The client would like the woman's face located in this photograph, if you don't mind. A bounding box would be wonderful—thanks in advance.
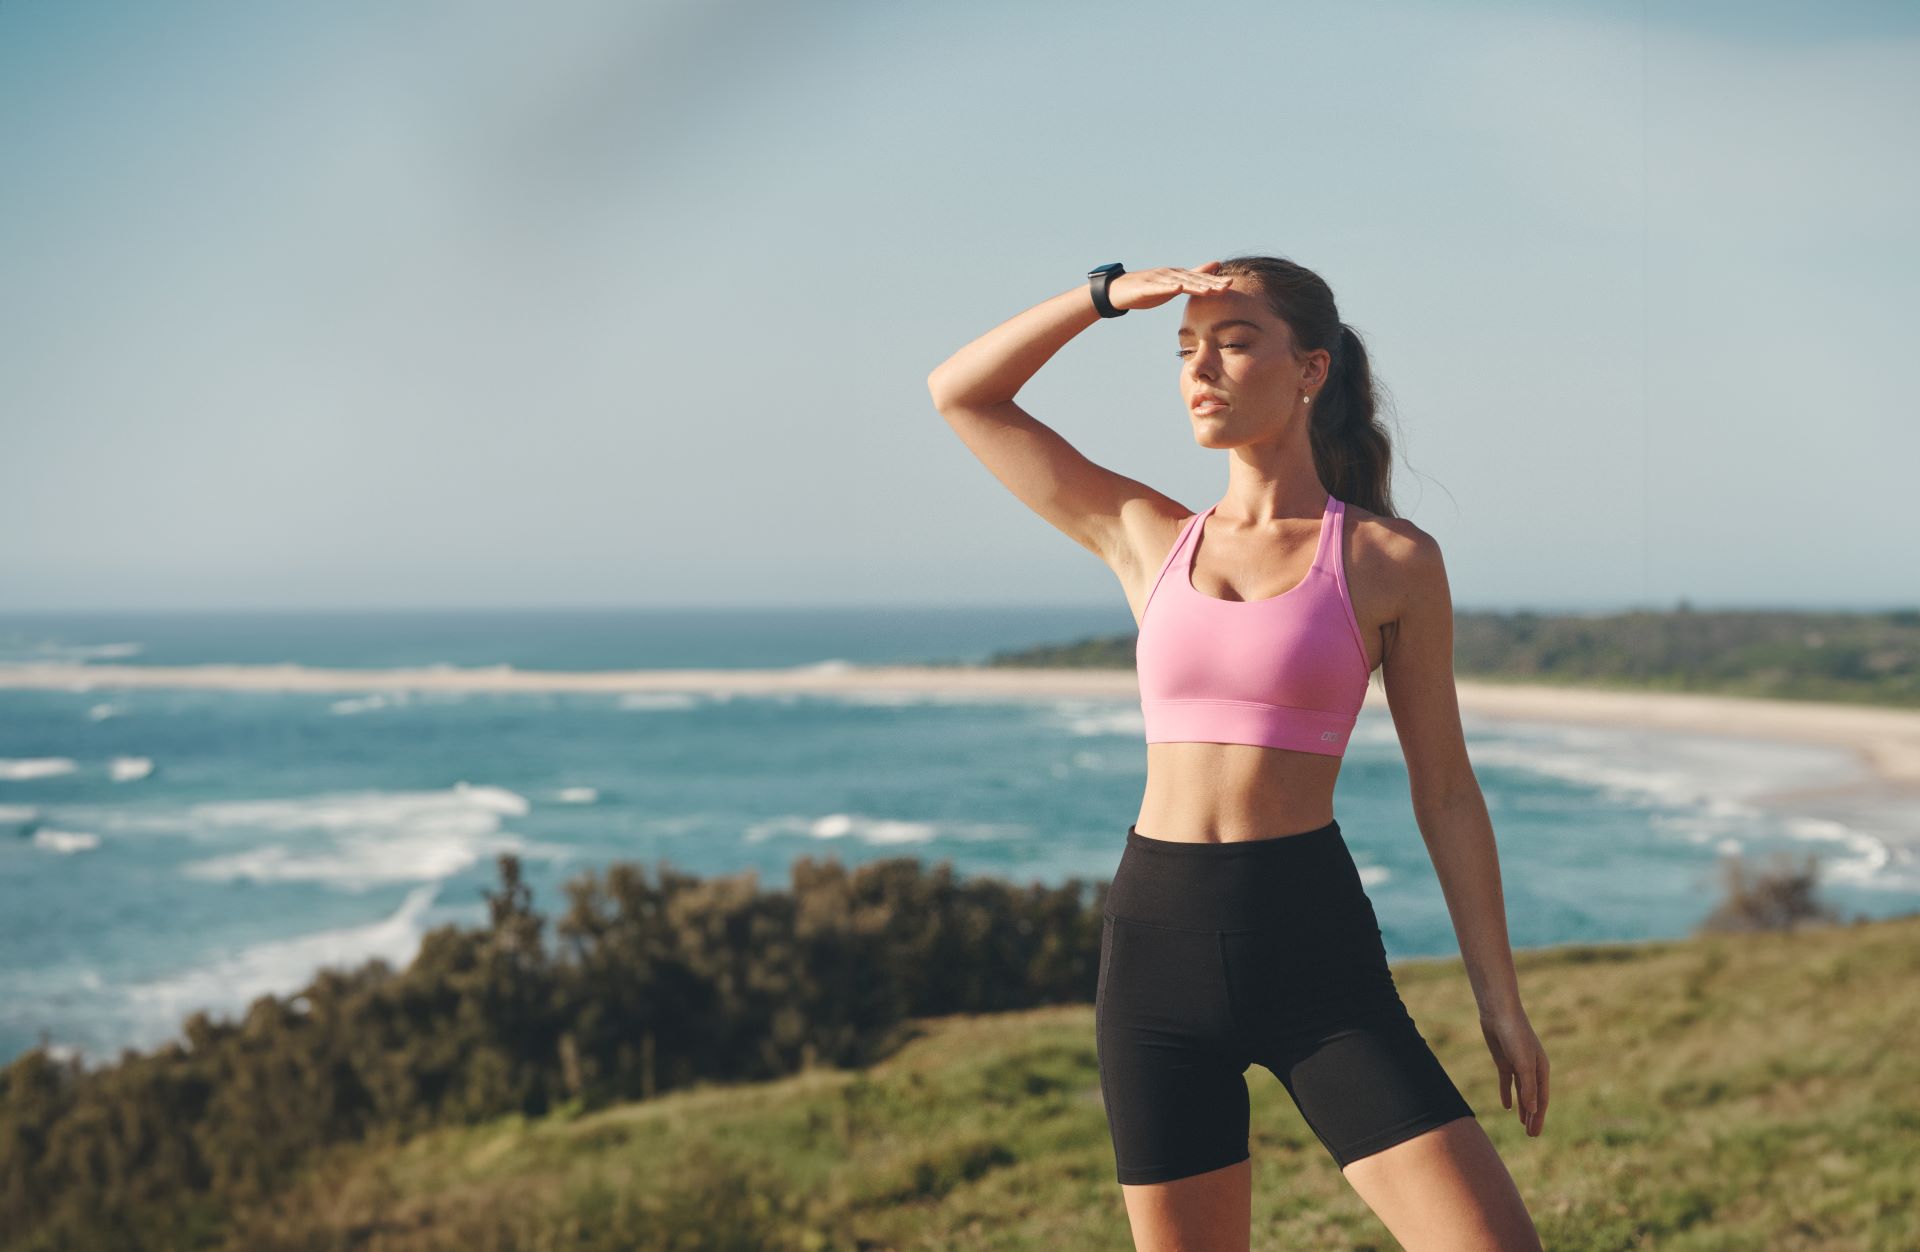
[1175,289,1319,447]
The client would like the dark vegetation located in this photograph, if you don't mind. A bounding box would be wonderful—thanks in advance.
[1699,851,1844,934]
[0,840,1878,1250]
[958,606,1920,708]
[1,853,1102,1250]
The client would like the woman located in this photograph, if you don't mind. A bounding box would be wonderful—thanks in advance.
[926,258,1549,1250]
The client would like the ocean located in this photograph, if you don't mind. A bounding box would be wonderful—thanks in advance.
[1,607,1913,1070]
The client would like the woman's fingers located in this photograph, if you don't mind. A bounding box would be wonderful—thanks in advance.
[1108,266,1232,312]
[1484,1013,1549,1136]
[1524,1045,1549,1134]
[1514,1048,1550,1135]
[1160,268,1232,292]
[1489,1025,1515,1110]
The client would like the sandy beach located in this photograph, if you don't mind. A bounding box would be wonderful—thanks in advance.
[5,660,1917,840]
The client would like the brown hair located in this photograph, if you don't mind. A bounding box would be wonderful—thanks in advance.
[1213,255,1399,519]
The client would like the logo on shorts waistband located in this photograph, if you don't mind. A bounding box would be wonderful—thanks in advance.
[1320,731,1338,741]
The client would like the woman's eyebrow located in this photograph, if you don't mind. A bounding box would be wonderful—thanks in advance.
[1176,319,1263,338]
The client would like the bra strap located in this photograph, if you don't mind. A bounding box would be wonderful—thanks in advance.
[1310,493,1339,571]
[1142,508,1207,619]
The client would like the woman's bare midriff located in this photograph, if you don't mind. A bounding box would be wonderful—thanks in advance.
[1133,743,1344,843]
[1122,503,1385,844]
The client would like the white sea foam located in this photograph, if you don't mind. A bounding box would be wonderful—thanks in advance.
[637,813,720,837]
[32,829,99,853]
[1483,719,1916,890]
[186,780,531,831]
[330,693,411,715]
[831,690,939,707]
[1050,749,1140,778]
[827,689,1019,708]
[16,641,145,664]
[125,882,442,1040]
[617,692,703,711]
[1346,715,1397,744]
[109,756,154,782]
[1050,699,1146,738]
[1651,811,1736,845]
[183,836,520,888]
[0,757,78,781]
[87,703,120,721]
[169,782,567,890]
[747,813,937,845]
[0,804,38,823]
[554,786,599,804]
[1776,814,1898,888]
[1461,720,1860,814]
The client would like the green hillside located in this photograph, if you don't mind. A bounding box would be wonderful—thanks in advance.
[202,913,1920,1251]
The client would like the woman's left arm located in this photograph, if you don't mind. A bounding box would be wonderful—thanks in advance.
[1378,523,1550,1136]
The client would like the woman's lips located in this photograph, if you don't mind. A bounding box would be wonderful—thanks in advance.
[1192,399,1228,414]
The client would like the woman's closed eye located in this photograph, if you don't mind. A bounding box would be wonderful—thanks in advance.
[1174,343,1247,359]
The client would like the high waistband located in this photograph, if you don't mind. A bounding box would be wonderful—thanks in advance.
[1106,819,1369,932]
[1126,819,1341,856]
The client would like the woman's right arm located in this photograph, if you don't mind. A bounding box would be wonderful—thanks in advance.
[925,265,1231,568]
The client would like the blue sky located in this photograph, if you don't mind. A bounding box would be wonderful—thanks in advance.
[2,0,1914,612]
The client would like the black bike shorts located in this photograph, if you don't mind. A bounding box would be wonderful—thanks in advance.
[1095,819,1476,1185]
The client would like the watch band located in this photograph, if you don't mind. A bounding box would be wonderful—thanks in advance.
[1087,262,1127,318]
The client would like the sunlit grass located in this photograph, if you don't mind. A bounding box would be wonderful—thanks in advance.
[216,910,1920,1250]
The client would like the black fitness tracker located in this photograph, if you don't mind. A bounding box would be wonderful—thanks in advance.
[1087,262,1127,317]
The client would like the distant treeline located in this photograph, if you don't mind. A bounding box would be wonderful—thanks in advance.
[961,606,1920,708]
[0,854,1104,1251]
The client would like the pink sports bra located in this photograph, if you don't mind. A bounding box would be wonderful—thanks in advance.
[1135,492,1371,756]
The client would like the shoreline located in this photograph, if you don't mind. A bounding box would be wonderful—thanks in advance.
[5,659,1917,832]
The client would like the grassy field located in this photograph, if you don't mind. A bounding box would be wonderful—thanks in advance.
[213,912,1920,1251]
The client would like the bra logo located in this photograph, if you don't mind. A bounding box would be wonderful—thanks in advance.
[1320,731,1337,741]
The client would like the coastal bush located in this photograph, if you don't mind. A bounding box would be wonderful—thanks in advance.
[1697,850,1846,935]
[0,850,1103,1249]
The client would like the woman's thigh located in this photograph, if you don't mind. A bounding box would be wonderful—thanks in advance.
[1219,909,1478,1172]
[1096,914,1255,1187]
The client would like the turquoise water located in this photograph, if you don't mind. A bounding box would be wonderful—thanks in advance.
[1,608,1911,1069]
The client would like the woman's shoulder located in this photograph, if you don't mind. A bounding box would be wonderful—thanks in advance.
[1344,501,1434,557]
[1342,503,1444,603]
